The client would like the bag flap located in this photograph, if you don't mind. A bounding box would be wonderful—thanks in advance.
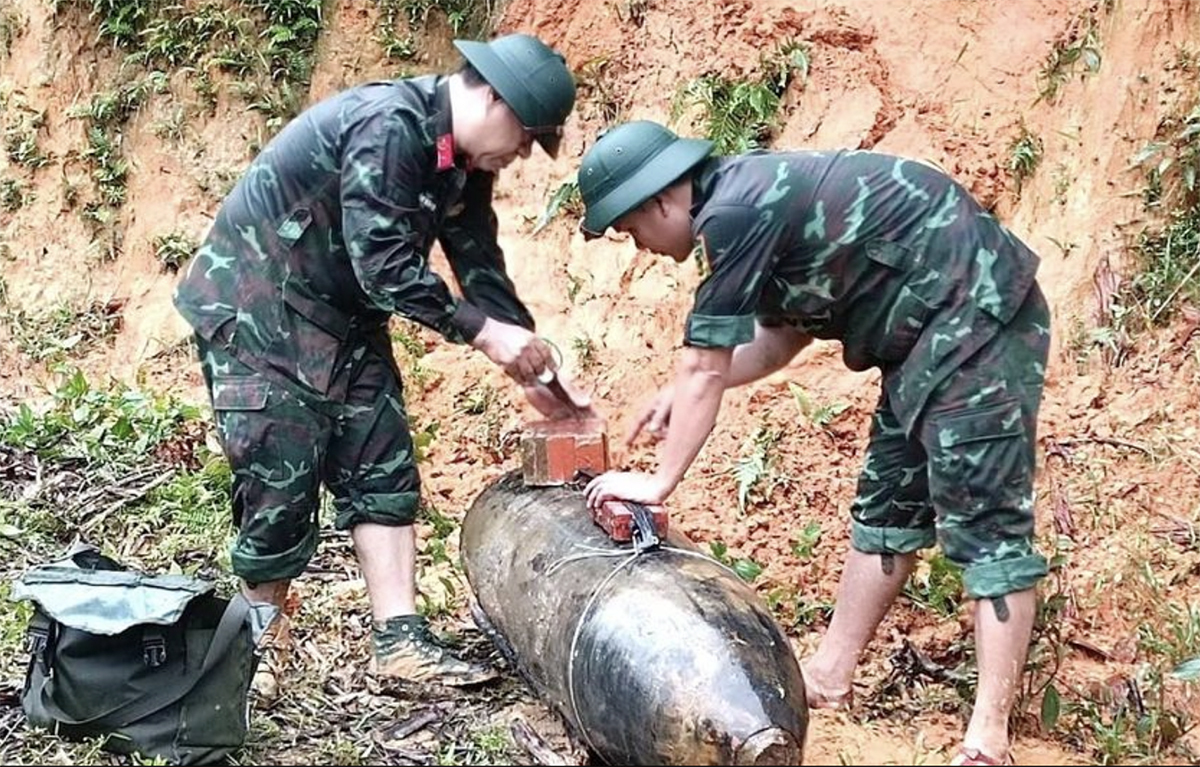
[11,566,216,636]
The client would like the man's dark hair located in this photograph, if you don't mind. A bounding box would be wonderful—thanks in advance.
[459,62,488,88]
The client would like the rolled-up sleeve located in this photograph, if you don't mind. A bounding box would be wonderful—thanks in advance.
[339,107,486,343]
[438,172,536,331]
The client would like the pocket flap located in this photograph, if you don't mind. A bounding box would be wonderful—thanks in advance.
[212,376,270,411]
[11,566,215,636]
[936,399,1025,448]
[864,239,914,270]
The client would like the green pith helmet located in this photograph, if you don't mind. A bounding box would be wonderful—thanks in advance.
[578,121,713,238]
[453,33,576,158]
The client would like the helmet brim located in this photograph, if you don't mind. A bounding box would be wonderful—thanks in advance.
[581,137,713,237]
[454,39,565,159]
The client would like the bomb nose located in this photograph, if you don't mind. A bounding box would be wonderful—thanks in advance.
[734,726,803,766]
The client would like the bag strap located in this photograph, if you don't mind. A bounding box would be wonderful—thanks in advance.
[37,594,252,727]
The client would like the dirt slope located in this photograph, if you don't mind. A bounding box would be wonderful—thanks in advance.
[1,0,1198,764]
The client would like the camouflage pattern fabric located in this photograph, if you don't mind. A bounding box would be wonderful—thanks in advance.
[174,74,533,583]
[849,284,1051,599]
[196,323,419,584]
[683,149,1048,598]
[685,149,1039,435]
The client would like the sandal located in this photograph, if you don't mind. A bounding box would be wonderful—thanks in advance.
[950,747,1014,766]
[799,663,854,710]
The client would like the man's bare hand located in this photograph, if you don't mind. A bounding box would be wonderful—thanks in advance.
[626,384,674,448]
[471,318,554,385]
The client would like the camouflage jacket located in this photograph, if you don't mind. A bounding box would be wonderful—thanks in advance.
[685,150,1042,431]
[173,75,534,389]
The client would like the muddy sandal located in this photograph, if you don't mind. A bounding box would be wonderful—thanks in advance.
[950,747,1014,765]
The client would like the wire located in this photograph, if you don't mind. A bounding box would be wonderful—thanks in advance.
[554,542,746,758]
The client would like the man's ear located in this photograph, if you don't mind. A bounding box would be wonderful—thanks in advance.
[651,193,672,219]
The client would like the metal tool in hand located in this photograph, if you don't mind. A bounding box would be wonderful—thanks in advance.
[537,338,586,415]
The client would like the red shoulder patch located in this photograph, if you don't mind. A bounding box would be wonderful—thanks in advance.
[436,134,455,171]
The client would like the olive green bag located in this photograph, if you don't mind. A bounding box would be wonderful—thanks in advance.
[11,547,270,765]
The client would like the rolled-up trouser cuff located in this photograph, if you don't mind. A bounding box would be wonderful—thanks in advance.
[334,491,421,530]
[231,525,319,584]
[963,553,1048,599]
[850,522,936,555]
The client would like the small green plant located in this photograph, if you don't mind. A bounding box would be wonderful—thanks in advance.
[152,231,195,272]
[1008,125,1044,193]
[151,105,189,142]
[790,520,822,558]
[1063,667,1191,765]
[572,334,598,372]
[82,126,129,206]
[533,178,583,234]
[575,55,624,126]
[375,0,493,61]
[1133,103,1200,211]
[788,382,849,429]
[730,422,782,513]
[0,3,23,58]
[673,40,808,154]
[1036,8,1104,104]
[455,382,498,416]
[4,108,49,168]
[0,176,27,211]
[708,540,764,582]
[901,550,963,618]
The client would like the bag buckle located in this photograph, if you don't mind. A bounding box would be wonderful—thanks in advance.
[143,630,167,668]
[23,626,48,656]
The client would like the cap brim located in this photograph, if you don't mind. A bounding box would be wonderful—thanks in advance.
[536,131,562,159]
[581,137,713,236]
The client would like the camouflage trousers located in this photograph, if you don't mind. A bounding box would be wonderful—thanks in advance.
[849,282,1050,599]
[195,321,421,585]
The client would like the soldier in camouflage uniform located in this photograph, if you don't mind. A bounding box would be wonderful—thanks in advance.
[577,121,1048,765]
[173,33,589,686]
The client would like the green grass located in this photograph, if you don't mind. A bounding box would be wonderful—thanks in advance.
[2,297,124,362]
[1122,100,1200,329]
[375,0,495,62]
[0,368,230,583]
[59,0,323,136]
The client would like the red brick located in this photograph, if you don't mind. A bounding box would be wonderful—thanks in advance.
[521,418,610,486]
[593,500,669,542]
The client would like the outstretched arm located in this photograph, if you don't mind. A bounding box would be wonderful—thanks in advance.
[585,345,732,508]
[624,323,811,449]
